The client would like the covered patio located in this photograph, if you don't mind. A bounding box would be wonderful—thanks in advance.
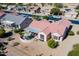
[23,27,40,40]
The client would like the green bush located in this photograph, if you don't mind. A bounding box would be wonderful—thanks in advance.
[64,6,68,8]
[68,50,79,56]
[50,7,60,15]
[68,31,75,36]
[14,29,23,33]
[47,39,58,48]
[19,32,24,36]
[76,31,79,35]
[54,3,63,8]
[43,16,48,19]
[68,44,79,56]
[13,42,20,46]
[73,44,79,50]
[0,27,5,38]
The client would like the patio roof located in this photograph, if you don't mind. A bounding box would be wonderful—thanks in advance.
[25,26,40,33]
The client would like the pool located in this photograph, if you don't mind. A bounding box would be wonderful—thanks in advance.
[48,15,61,21]
[69,20,79,25]
[25,35,34,40]
[4,11,32,17]
[18,13,32,17]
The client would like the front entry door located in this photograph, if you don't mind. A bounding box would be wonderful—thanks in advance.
[40,34,44,41]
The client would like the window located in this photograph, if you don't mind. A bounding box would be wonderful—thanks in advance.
[11,23,16,27]
[40,34,44,41]
[53,36,58,40]
[15,25,19,28]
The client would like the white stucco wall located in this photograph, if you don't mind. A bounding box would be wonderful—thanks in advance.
[51,33,63,41]
[18,25,21,29]
[51,33,61,37]
[60,37,63,41]
[38,32,47,42]
[65,14,77,19]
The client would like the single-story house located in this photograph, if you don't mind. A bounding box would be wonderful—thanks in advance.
[25,19,71,42]
[0,11,32,29]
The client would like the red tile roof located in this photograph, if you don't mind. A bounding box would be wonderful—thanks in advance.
[30,20,50,31]
[0,11,5,16]
[29,19,71,36]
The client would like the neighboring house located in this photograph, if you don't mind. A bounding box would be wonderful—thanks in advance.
[64,9,77,19]
[7,5,16,11]
[25,19,71,42]
[0,12,32,29]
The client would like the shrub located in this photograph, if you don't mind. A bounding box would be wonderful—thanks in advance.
[0,27,5,38]
[68,50,79,56]
[13,42,20,46]
[64,6,68,8]
[73,44,79,50]
[68,44,79,56]
[50,8,60,15]
[19,32,24,36]
[14,29,23,33]
[43,16,48,19]
[47,39,58,48]
[0,47,6,50]
[76,31,79,35]
[0,42,6,56]
[54,3,63,8]
[68,31,75,36]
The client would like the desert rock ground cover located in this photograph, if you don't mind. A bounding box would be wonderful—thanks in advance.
[5,24,79,56]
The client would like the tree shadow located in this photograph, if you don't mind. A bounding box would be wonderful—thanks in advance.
[0,54,6,56]
[3,31,13,38]
[63,25,73,40]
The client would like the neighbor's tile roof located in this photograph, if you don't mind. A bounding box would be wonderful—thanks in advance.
[0,11,5,16]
